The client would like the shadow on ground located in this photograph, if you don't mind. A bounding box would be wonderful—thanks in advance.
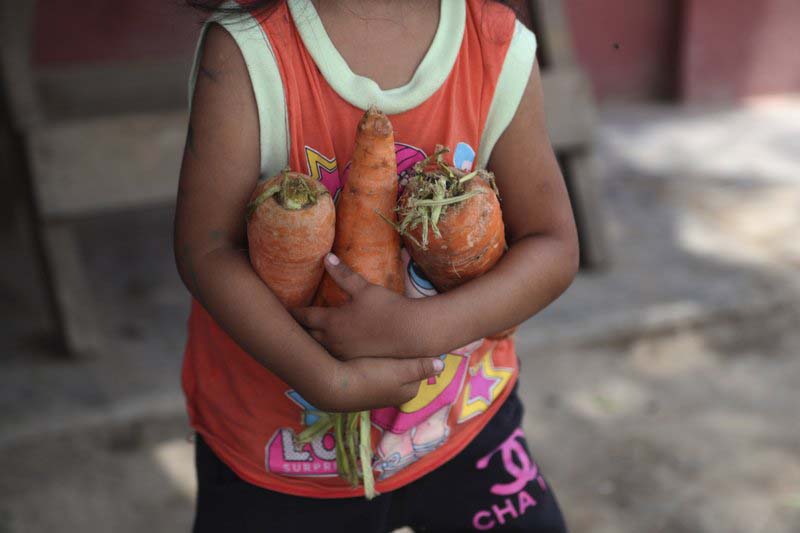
[1,102,799,532]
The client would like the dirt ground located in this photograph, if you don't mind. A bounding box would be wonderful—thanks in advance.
[1,101,799,532]
[2,316,798,533]
[518,315,800,533]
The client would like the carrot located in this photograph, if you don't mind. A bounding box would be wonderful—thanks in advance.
[314,106,404,306]
[246,170,335,308]
[394,148,516,339]
[304,106,403,499]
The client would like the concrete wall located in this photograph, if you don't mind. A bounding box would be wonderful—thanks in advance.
[564,0,680,102]
[681,0,800,102]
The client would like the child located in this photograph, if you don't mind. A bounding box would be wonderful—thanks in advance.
[177,0,578,530]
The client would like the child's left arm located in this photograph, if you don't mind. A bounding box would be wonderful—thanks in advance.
[293,62,579,358]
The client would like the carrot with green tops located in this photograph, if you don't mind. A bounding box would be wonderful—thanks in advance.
[246,171,335,308]
[394,148,516,339]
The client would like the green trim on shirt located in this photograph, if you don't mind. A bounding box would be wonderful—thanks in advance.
[187,1,536,177]
[188,2,289,177]
[477,20,538,168]
[286,0,466,115]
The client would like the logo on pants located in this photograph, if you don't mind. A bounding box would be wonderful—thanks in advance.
[471,428,548,530]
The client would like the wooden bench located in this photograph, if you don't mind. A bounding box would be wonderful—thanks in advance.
[1,0,606,357]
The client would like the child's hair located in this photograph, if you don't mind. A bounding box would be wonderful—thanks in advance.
[187,0,278,14]
[187,0,523,44]
[188,0,521,17]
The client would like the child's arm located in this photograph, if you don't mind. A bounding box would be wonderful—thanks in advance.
[175,25,443,411]
[293,62,579,358]
[421,61,579,351]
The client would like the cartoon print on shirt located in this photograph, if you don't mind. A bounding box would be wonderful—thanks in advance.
[458,348,514,423]
[405,256,438,297]
[372,352,470,480]
[372,250,479,480]
[265,427,339,477]
[395,142,429,183]
[286,389,322,426]
[264,390,341,477]
[452,141,476,171]
[304,146,340,200]
[268,141,493,481]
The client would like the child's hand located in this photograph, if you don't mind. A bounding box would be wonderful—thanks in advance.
[312,355,444,412]
[291,254,430,360]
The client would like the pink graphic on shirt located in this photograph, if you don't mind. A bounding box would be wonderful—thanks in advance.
[475,428,547,496]
[265,428,338,477]
[469,364,502,403]
[290,142,491,482]
[371,353,467,434]
[373,404,453,479]
[372,246,489,479]
[459,350,514,423]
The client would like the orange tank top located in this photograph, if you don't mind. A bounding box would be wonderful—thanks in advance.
[183,0,537,498]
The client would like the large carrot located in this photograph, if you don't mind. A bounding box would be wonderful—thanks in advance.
[246,171,335,307]
[395,148,516,339]
[304,106,403,499]
[314,106,404,306]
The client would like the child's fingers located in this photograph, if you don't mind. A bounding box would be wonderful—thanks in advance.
[389,358,444,404]
[397,357,445,384]
[324,253,369,295]
[337,357,445,409]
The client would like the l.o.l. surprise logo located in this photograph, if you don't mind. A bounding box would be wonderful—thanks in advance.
[265,428,338,477]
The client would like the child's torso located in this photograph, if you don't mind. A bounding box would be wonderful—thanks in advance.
[182,0,535,498]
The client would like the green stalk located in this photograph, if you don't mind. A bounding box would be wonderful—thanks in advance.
[347,413,359,486]
[408,189,484,208]
[246,184,281,219]
[246,170,328,220]
[296,412,333,444]
[359,410,377,499]
[334,414,351,481]
[296,409,376,498]
[458,170,479,184]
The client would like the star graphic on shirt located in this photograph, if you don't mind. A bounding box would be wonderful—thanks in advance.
[469,364,501,404]
[458,349,513,423]
[304,146,339,195]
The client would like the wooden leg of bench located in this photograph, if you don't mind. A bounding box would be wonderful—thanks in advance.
[39,221,104,356]
[560,150,609,270]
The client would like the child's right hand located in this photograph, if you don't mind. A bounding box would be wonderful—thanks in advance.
[311,356,445,412]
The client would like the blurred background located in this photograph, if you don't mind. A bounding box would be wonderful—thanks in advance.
[1,1,798,532]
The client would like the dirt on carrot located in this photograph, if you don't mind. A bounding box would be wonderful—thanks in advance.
[394,148,516,339]
[396,148,506,290]
[314,106,404,307]
[246,170,335,308]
